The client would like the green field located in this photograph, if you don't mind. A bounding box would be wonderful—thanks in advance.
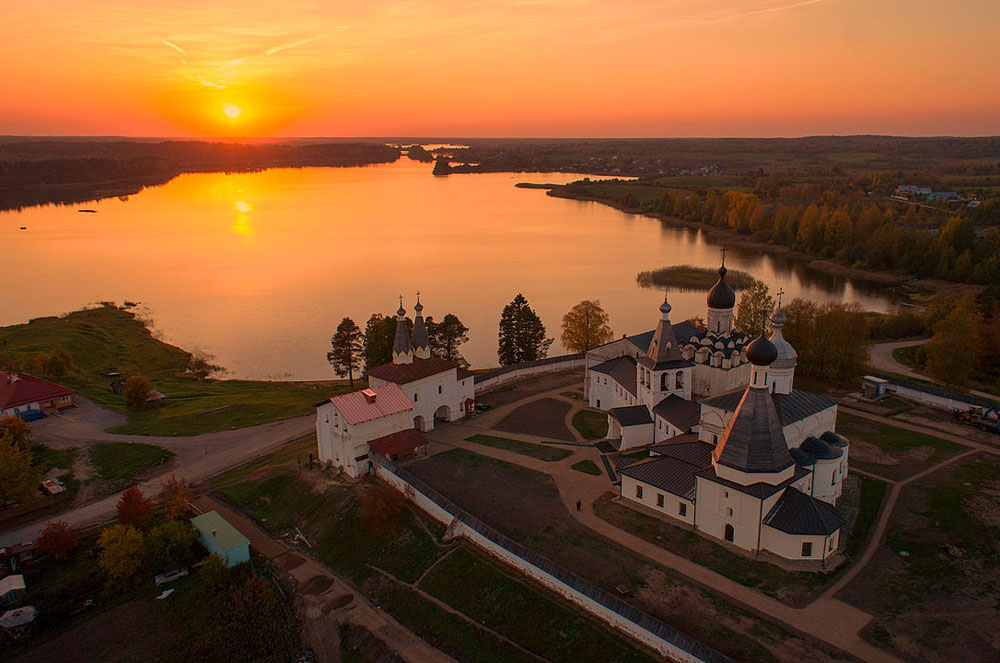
[571,409,609,440]
[465,434,572,462]
[0,305,352,435]
[571,459,603,475]
[836,413,962,460]
[89,441,174,485]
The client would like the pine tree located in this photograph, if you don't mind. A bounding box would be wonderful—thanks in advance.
[498,294,553,366]
[327,317,364,387]
[428,314,470,364]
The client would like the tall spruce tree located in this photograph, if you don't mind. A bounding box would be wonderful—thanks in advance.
[327,317,364,387]
[498,294,553,366]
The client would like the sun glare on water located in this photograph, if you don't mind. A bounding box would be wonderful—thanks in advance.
[222,103,243,119]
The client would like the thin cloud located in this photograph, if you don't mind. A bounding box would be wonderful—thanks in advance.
[161,38,186,55]
[264,38,313,56]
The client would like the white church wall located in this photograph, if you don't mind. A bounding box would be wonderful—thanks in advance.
[621,476,695,526]
[693,477,765,552]
[619,422,654,450]
[588,373,626,410]
[315,404,412,478]
[760,526,838,560]
[782,405,837,449]
[809,458,843,504]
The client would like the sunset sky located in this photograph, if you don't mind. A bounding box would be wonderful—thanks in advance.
[2,0,998,137]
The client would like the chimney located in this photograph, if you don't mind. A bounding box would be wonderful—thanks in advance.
[362,388,378,404]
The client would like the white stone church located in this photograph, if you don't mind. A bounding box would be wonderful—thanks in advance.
[316,296,475,477]
[586,259,850,561]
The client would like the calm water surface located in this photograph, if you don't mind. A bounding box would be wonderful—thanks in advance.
[3,158,895,379]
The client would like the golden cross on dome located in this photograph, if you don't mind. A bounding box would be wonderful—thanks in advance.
[776,288,784,308]
[720,245,728,266]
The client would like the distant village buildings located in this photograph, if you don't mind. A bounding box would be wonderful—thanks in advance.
[316,296,473,478]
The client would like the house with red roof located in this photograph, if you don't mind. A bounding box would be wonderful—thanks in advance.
[315,382,426,478]
[0,372,76,419]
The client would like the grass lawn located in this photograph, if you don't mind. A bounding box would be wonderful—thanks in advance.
[593,494,836,605]
[0,305,352,436]
[837,412,963,461]
[572,409,609,439]
[88,441,173,485]
[419,547,656,663]
[571,459,602,475]
[844,475,889,558]
[465,434,572,462]
[31,445,78,472]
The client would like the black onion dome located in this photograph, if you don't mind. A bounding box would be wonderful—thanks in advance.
[707,265,736,309]
[745,333,778,366]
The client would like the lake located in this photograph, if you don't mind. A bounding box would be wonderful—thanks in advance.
[2,158,896,379]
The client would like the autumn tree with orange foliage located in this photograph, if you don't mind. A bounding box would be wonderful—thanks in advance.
[0,416,31,451]
[117,486,153,526]
[360,482,409,540]
[36,520,80,559]
[159,474,193,519]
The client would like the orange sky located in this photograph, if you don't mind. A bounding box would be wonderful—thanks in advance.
[2,0,998,137]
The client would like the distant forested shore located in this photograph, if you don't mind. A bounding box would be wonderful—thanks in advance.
[0,140,400,211]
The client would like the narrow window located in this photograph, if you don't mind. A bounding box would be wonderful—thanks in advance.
[635,485,643,499]
[596,399,601,408]
[724,524,734,542]
[438,385,442,394]
[414,393,418,402]
[727,507,733,517]
[678,503,687,517]
[656,494,664,507]
[802,542,813,557]
[832,472,837,486]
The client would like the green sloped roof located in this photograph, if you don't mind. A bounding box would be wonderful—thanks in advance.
[190,510,250,552]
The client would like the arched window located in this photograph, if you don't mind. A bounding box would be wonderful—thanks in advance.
[724,524,734,542]
[676,371,684,389]
[660,372,669,391]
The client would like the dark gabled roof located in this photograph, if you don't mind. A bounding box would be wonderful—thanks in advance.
[763,487,844,535]
[367,356,458,385]
[700,388,837,426]
[696,465,810,499]
[618,456,702,500]
[649,439,713,467]
[820,431,849,448]
[772,390,838,425]
[713,387,794,474]
[626,330,655,353]
[609,405,653,427]
[869,373,1000,409]
[369,428,427,455]
[671,320,702,342]
[652,395,701,432]
[591,355,638,396]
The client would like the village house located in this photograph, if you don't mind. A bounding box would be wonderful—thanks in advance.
[0,372,76,419]
[190,511,250,568]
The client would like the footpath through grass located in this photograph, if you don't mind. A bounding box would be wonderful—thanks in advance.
[465,434,572,462]
[572,409,609,439]
[0,305,352,436]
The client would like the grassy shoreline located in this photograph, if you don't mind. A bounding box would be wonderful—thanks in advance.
[0,304,352,435]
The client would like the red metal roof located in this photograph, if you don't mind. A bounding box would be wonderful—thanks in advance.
[366,356,458,385]
[323,382,413,425]
[369,428,427,455]
[0,372,75,411]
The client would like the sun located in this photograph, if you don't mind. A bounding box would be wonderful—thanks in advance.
[222,103,243,119]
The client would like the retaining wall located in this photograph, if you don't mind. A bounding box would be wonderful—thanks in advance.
[474,353,585,394]
[372,454,732,663]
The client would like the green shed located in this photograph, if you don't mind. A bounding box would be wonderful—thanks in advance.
[190,511,251,567]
